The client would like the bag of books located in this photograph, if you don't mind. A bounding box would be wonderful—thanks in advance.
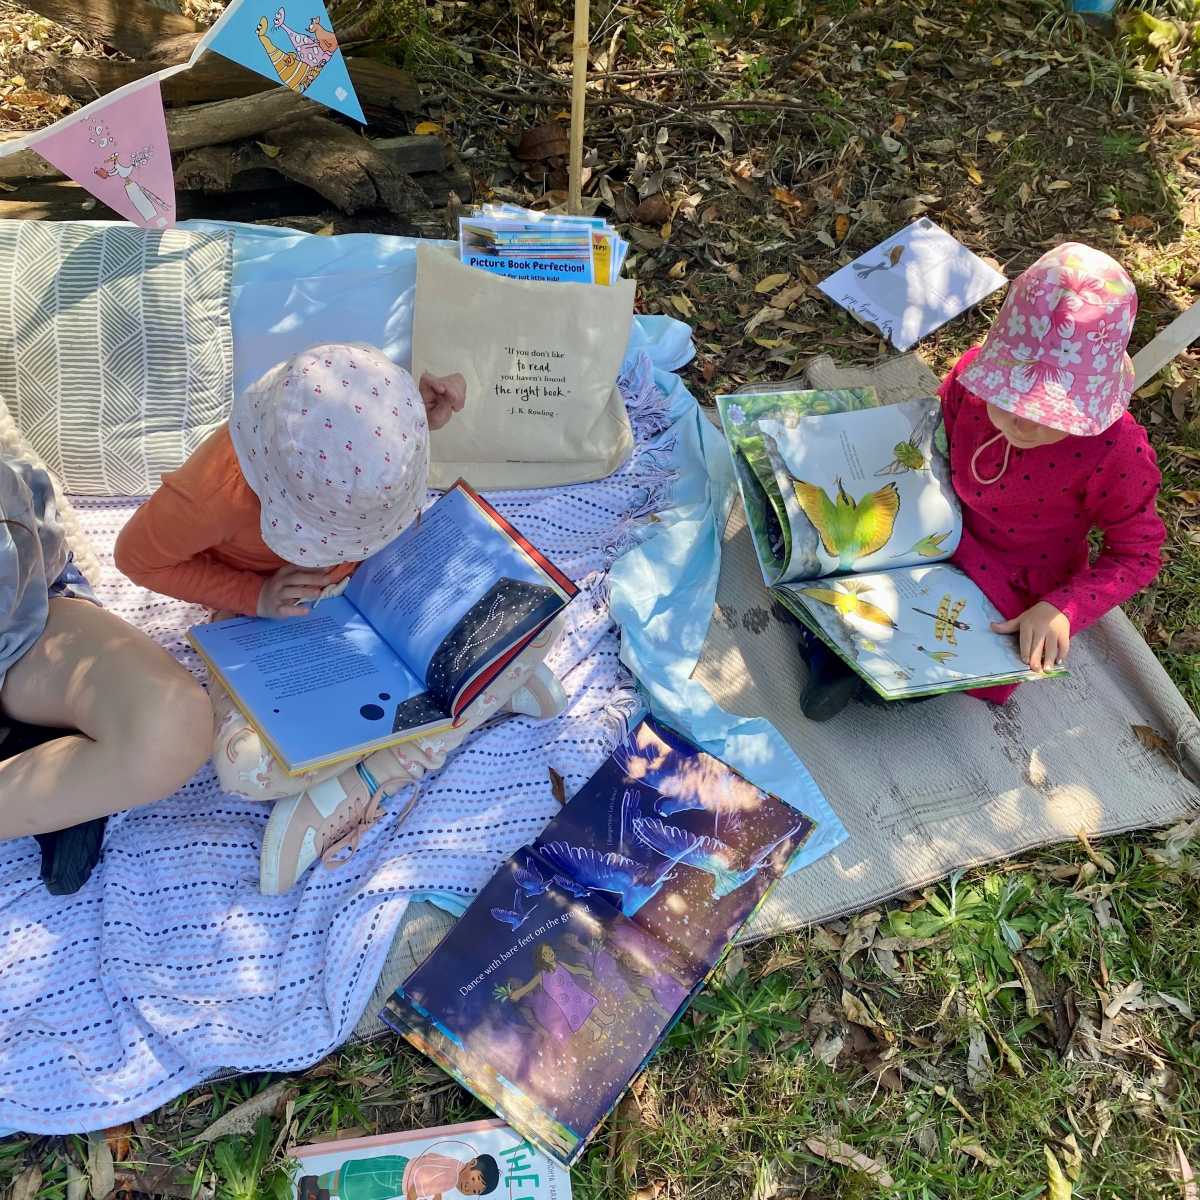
[414,243,637,490]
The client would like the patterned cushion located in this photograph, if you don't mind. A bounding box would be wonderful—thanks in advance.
[0,222,234,496]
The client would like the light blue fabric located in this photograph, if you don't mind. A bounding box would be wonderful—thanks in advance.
[181,221,847,869]
[606,325,847,871]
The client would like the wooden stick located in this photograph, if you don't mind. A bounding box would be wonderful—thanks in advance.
[567,0,589,214]
[1132,298,1200,388]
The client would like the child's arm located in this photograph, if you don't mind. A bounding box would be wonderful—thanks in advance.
[1040,426,1165,634]
[115,481,268,616]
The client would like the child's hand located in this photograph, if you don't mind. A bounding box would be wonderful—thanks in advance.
[991,601,1070,672]
[257,565,334,619]
[419,372,466,431]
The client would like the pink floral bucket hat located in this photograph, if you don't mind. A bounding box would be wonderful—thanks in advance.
[230,342,429,567]
[961,242,1137,437]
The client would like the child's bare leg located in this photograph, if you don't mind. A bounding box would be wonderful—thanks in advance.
[0,598,213,839]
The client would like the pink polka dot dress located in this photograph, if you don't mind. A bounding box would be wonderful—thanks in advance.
[941,346,1166,703]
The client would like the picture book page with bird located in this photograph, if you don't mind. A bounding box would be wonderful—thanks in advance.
[718,390,1060,699]
[817,218,1008,351]
[718,391,961,585]
[382,717,817,1166]
[776,562,1065,699]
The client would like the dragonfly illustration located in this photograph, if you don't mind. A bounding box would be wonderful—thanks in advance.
[911,594,969,644]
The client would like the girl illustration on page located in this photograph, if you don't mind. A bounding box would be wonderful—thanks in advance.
[496,943,613,1045]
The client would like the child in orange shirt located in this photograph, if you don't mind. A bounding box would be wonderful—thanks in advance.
[117,343,566,893]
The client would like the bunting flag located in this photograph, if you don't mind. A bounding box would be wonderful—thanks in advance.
[194,0,366,124]
[24,76,178,229]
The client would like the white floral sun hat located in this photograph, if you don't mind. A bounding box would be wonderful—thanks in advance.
[962,242,1138,437]
[230,343,429,567]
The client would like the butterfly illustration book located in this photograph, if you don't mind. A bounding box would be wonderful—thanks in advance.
[717,389,1063,699]
[189,480,576,774]
[382,717,816,1167]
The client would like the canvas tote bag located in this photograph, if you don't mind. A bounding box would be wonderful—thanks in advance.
[413,243,637,489]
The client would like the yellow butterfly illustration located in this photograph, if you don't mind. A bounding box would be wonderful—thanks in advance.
[799,581,897,630]
[791,478,901,571]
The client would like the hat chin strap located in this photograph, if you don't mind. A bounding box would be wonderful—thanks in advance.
[970,430,1012,485]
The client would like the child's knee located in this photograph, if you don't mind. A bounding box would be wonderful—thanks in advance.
[129,673,213,795]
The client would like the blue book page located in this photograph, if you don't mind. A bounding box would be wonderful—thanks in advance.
[532,718,815,974]
[346,486,568,684]
[190,599,429,771]
[390,847,693,1166]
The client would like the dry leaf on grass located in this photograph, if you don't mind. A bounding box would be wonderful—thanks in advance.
[806,1137,894,1189]
[1045,1145,1073,1199]
[839,910,881,973]
[548,767,567,806]
[195,1080,295,1143]
[966,1021,992,1088]
[66,1162,87,1200]
[1077,830,1116,875]
[414,121,443,135]
[754,272,789,294]
[1176,1139,1198,1200]
[9,1165,42,1200]
[953,1141,999,1168]
[1059,1133,1083,1182]
[1104,979,1145,1020]
[86,1132,115,1200]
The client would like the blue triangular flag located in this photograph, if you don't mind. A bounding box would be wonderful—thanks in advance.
[195,0,365,124]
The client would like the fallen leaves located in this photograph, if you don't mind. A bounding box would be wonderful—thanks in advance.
[8,1165,41,1200]
[1177,1139,1198,1200]
[548,766,567,806]
[754,272,789,294]
[195,1080,296,1144]
[1131,723,1181,769]
[1045,1145,1074,1200]
[805,1136,895,1190]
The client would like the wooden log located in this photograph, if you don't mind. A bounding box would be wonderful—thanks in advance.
[0,89,312,181]
[174,134,447,193]
[0,178,450,235]
[33,49,420,114]
[20,0,199,57]
[258,118,433,215]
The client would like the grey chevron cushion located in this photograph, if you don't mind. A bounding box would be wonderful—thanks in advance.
[0,222,234,496]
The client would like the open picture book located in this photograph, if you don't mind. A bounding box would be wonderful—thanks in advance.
[189,481,577,774]
[290,1117,570,1200]
[717,388,1063,699]
[382,717,815,1167]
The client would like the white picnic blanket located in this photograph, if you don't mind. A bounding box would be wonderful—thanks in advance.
[0,361,669,1133]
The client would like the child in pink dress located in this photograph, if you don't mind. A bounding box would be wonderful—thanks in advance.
[800,242,1165,719]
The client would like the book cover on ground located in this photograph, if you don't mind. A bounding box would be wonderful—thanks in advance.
[290,1117,571,1200]
[818,217,1007,350]
[382,718,817,1166]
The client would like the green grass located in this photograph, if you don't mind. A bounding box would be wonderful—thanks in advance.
[2,0,1200,1196]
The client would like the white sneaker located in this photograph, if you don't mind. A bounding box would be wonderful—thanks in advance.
[259,753,422,895]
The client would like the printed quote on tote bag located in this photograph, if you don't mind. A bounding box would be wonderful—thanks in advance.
[413,243,637,490]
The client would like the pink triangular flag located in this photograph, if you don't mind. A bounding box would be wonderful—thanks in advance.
[32,77,175,229]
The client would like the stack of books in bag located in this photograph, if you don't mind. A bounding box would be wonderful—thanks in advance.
[459,204,628,285]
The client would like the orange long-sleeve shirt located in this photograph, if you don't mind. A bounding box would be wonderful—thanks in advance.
[114,425,356,616]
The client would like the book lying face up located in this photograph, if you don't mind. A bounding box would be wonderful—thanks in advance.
[382,717,816,1167]
[189,480,577,774]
